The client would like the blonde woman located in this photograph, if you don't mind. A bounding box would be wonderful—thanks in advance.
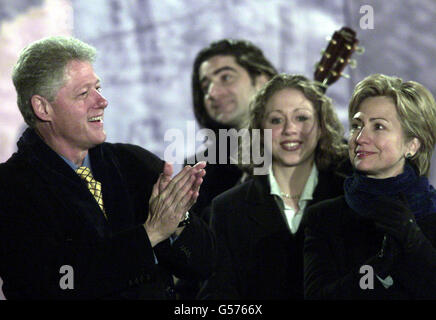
[304,74,436,299]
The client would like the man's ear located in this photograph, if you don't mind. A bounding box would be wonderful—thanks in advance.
[31,95,52,122]
[254,73,270,91]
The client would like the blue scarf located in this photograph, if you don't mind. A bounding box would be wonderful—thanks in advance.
[344,162,436,221]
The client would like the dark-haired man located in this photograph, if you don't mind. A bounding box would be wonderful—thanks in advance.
[177,39,277,299]
[189,39,278,219]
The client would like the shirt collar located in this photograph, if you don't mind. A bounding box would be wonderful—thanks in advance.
[59,153,92,172]
[300,164,318,201]
[268,164,319,203]
[269,165,282,198]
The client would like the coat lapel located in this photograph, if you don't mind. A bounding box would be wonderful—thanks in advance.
[90,144,137,235]
[242,165,351,238]
[243,175,289,237]
[20,129,110,238]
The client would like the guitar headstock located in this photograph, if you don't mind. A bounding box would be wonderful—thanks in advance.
[314,27,360,88]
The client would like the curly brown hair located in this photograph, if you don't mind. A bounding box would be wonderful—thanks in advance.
[240,74,348,174]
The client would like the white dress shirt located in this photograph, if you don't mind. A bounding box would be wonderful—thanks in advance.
[268,165,318,234]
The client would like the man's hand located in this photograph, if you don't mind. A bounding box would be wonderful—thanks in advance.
[144,162,206,247]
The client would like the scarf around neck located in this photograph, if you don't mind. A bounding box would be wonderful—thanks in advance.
[344,162,436,220]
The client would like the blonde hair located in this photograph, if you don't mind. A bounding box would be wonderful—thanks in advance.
[348,74,436,176]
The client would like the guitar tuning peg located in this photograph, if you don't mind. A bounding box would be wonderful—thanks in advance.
[320,50,332,59]
[325,36,337,45]
[355,46,365,54]
[348,59,357,69]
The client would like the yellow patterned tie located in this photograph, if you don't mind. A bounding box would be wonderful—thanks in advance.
[76,166,107,219]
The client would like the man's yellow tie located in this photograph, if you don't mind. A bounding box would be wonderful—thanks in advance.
[76,166,107,219]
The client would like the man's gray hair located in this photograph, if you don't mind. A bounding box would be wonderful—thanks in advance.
[12,36,97,127]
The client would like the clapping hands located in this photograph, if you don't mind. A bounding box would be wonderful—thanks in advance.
[145,162,206,247]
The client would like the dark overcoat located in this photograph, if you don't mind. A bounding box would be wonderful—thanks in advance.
[0,128,215,299]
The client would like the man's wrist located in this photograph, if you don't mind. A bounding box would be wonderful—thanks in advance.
[143,224,163,248]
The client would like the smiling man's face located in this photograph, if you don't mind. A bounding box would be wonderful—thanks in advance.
[43,60,108,157]
[199,55,263,128]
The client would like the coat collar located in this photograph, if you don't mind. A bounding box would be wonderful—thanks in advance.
[242,174,289,235]
[243,167,346,206]
[17,127,82,181]
[241,163,350,235]
[244,174,271,205]
[16,128,136,237]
